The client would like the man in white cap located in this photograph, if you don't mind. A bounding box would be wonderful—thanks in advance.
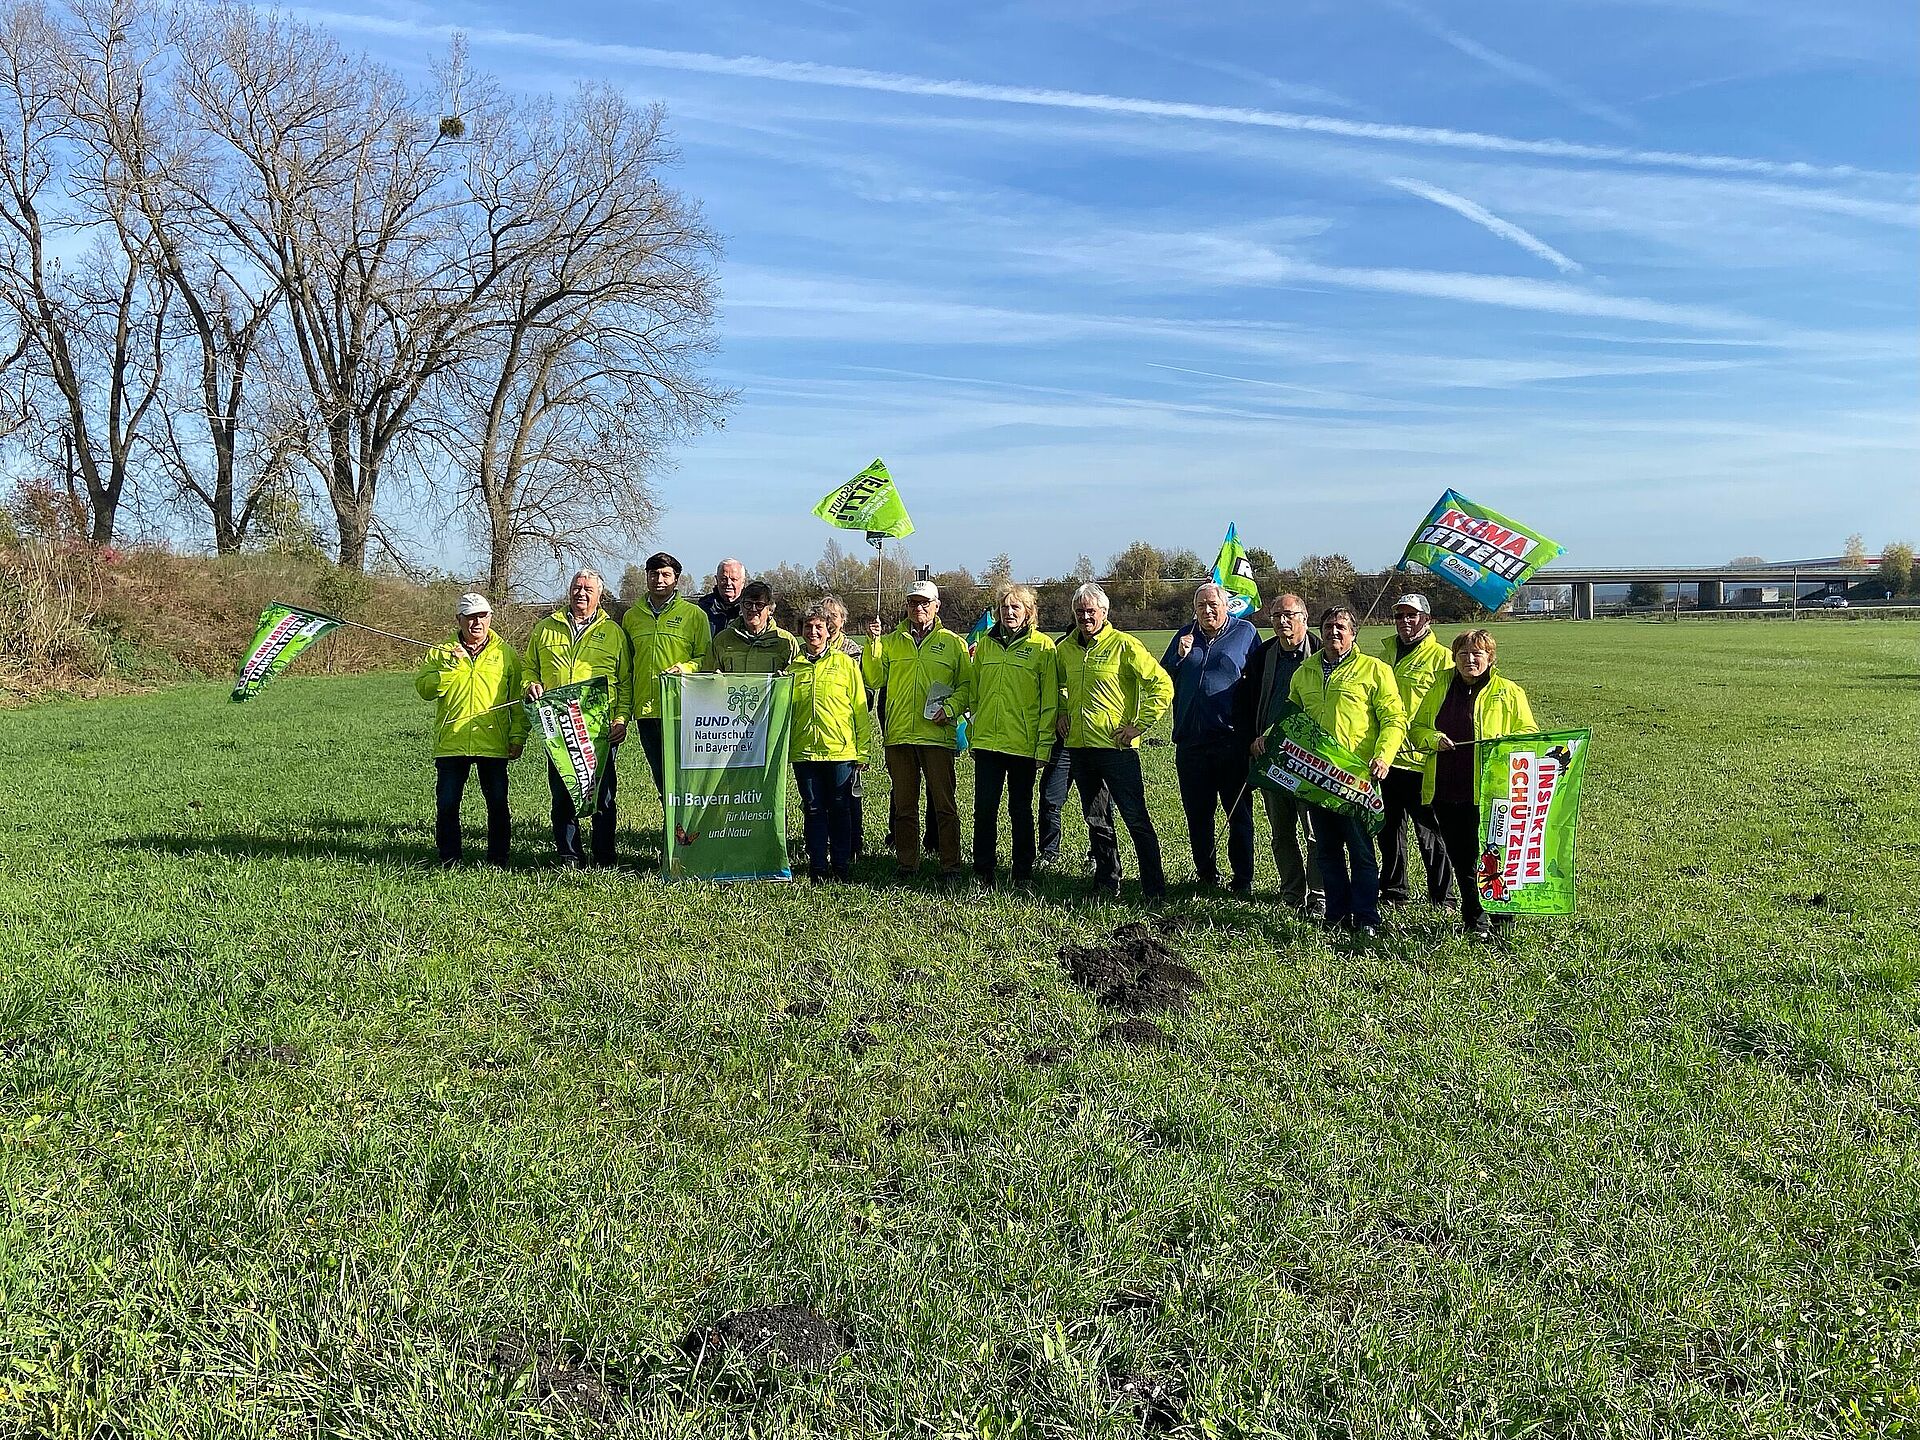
[862,580,972,879]
[414,592,527,866]
[1375,592,1455,908]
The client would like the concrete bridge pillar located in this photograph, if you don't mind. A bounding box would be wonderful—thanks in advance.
[1699,579,1724,610]
[1572,581,1595,620]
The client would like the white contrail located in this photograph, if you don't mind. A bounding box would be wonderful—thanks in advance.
[1388,177,1584,273]
[287,7,1888,182]
[1387,0,1638,133]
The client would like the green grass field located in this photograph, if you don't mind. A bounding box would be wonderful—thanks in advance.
[2,621,1917,1438]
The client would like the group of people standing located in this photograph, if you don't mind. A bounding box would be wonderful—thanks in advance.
[414,553,1539,939]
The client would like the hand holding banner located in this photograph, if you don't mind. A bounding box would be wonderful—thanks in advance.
[1249,703,1386,834]
[525,677,613,814]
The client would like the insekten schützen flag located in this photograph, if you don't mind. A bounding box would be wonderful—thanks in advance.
[812,459,915,539]
[1399,490,1562,612]
[1210,523,1262,619]
[524,677,613,814]
[232,603,342,701]
[1249,702,1387,834]
[1474,729,1589,915]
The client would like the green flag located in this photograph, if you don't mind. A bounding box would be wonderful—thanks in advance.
[524,677,613,814]
[812,458,914,539]
[1249,703,1386,834]
[232,603,341,701]
[1210,522,1261,620]
[1400,490,1563,612]
[661,672,794,880]
[1473,729,1590,915]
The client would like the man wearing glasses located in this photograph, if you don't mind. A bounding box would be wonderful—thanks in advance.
[1241,593,1324,916]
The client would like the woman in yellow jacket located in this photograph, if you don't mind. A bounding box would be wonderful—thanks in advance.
[968,584,1058,885]
[790,601,872,881]
[414,592,527,866]
[1409,628,1537,940]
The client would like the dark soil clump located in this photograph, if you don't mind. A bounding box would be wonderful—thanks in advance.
[784,999,825,1018]
[487,1336,620,1420]
[1099,1018,1172,1047]
[1023,1044,1072,1065]
[843,1025,877,1054]
[1108,1372,1189,1432]
[1060,925,1204,1013]
[682,1304,850,1371]
[989,979,1024,999]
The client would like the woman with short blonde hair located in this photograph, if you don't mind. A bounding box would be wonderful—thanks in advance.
[968,580,1057,884]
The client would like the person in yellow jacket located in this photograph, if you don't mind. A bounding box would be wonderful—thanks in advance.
[1055,582,1172,900]
[969,583,1058,886]
[862,579,972,879]
[1409,628,1537,940]
[1376,593,1456,908]
[414,592,527,866]
[1286,605,1407,935]
[790,601,872,881]
[703,581,801,675]
[621,552,711,795]
[524,568,630,868]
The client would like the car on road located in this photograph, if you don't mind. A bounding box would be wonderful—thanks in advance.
[1820,595,1850,608]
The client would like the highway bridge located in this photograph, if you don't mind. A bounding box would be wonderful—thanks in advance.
[1533,564,1882,619]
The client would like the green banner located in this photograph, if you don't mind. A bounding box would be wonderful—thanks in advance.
[525,677,613,814]
[661,672,793,880]
[1474,729,1590,914]
[1249,703,1386,834]
[812,458,915,539]
[1210,522,1262,620]
[232,603,341,701]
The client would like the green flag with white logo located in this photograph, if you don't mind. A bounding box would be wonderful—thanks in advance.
[1210,522,1262,620]
[812,458,915,539]
[661,672,793,880]
[232,603,342,701]
[524,677,613,814]
[1473,729,1590,915]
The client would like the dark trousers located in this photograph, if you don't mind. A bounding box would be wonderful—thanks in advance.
[1174,738,1255,888]
[973,750,1038,881]
[1435,801,1494,929]
[793,760,855,879]
[886,745,961,873]
[1379,765,1454,903]
[1315,809,1381,927]
[548,747,618,866]
[435,756,510,864]
[1039,737,1096,862]
[634,719,665,793]
[1069,747,1166,897]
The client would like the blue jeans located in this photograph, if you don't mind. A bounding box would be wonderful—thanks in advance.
[548,745,618,866]
[435,756,510,864]
[1068,747,1166,897]
[793,760,855,878]
[1315,809,1381,926]
[1175,738,1255,888]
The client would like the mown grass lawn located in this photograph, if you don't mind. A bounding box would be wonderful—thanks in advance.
[1,619,1917,1438]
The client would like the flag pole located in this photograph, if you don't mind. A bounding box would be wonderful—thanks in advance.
[867,531,886,626]
[332,616,437,648]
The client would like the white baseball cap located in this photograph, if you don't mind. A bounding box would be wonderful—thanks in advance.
[906,580,940,602]
[1391,593,1430,615]
[455,592,493,617]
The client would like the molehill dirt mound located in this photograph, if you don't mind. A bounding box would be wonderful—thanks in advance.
[1107,1371,1189,1432]
[1099,1018,1172,1047]
[486,1336,621,1420]
[681,1304,850,1371]
[221,1043,305,1072]
[1059,925,1205,1014]
[1023,1044,1073,1066]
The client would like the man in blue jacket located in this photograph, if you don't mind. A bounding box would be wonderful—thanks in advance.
[1160,582,1261,892]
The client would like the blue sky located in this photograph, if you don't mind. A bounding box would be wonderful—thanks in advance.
[304,0,1916,580]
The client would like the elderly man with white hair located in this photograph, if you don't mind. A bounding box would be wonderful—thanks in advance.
[1160,581,1261,893]
[526,568,631,867]
[696,557,747,637]
[1055,582,1173,901]
[416,591,526,867]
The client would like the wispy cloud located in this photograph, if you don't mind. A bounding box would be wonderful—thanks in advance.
[1387,177,1584,273]
[1386,0,1639,131]
[290,7,1885,181]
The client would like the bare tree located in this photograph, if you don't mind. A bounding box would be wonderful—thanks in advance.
[0,0,171,546]
[431,80,725,598]
[170,5,474,568]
